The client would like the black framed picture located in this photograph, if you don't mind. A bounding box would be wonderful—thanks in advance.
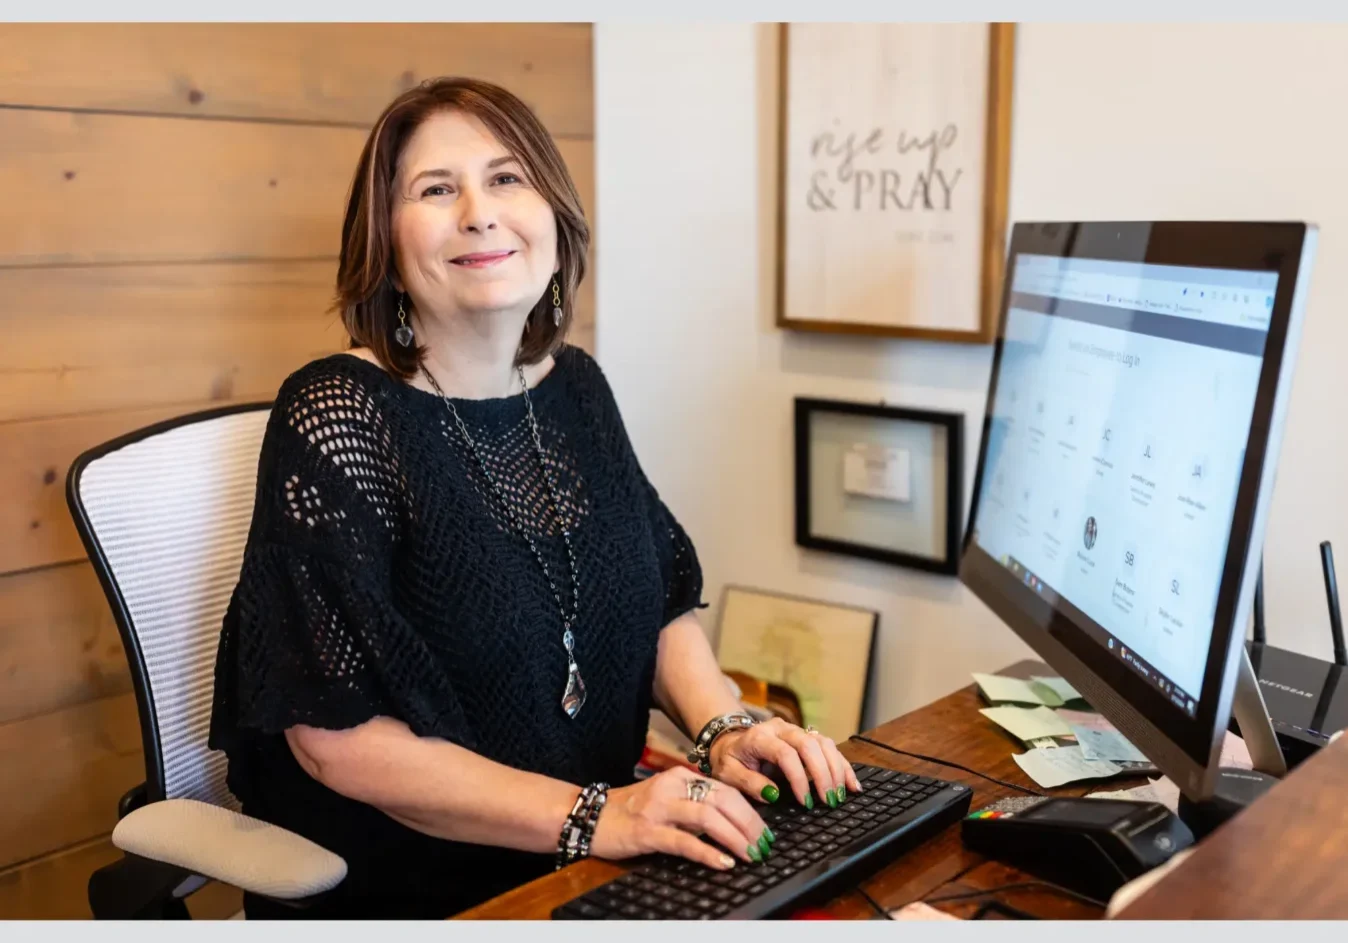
[794,397,964,575]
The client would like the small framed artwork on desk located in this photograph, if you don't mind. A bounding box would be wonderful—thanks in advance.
[795,397,964,575]
[714,585,878,741]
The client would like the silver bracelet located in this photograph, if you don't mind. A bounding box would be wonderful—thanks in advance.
[686,711,757,775]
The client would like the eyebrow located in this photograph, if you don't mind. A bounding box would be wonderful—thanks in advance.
[408,155,521,188]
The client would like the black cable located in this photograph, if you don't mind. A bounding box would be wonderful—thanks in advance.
[850,734,1046,797]
[854,884,892,919]
[924,880,1108,910]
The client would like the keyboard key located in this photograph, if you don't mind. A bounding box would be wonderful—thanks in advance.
[616,873,642,887]
[656,900,679,916]
[895,774,916,786]
[694,898,716,911]
[638,893,661,908]
[619,903,645,918]
[690,880,717,895]
[914,777,934,787]
[676,907,702,920]
[728,873,760,891]
[732,893,750,905]
[785,848,807,861]
[674,891,697,905]
[821,842,840,853]
[870,769,899,783]
[712,887,735,902]
[713,902,733,917]
[779,864,800,877]
[855,810,876,821]
[706,871,736,887]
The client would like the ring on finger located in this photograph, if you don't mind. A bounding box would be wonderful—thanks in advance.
[686,777,714,803]
[804,725,820,735]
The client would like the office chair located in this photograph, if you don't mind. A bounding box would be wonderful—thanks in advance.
[66,403,347,919]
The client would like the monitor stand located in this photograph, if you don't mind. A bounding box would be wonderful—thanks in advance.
[1177,647,1287,839]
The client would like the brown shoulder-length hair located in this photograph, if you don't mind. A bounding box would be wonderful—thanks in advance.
[334,77,590,379]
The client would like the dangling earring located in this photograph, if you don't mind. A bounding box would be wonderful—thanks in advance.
[394,294,414,347]
[551,280,563,327]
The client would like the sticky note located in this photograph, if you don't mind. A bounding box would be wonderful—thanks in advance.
[973,673,1049,705]
[980,705,1074,742]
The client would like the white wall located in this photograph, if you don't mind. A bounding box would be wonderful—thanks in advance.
[594,23,1348,728]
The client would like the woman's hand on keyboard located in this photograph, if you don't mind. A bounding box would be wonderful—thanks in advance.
[590,765,774,870]
[709,717,864,810]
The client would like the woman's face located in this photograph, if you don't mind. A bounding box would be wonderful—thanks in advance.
[391,109,558,324]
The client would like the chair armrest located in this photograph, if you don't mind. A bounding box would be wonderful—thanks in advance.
[112,799,347,900]
[118,782,148,819]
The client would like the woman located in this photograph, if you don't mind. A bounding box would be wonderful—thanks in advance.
[208,76,860,919]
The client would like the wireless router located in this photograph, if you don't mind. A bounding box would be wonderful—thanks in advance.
[1243,541,1348,768]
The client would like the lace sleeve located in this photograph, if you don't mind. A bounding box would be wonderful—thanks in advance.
[210,366,475,750]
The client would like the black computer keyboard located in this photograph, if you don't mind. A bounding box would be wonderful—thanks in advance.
[552,762,972,920]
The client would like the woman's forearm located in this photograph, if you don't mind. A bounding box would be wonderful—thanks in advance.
[652,612,745,739]
[285,716,580,852]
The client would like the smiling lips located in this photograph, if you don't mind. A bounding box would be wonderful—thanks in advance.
[450,250,515,268]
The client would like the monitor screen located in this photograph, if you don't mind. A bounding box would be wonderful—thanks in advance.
[971,253,1279,720]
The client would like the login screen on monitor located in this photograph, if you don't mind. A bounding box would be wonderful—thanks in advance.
[972,254,1279,715]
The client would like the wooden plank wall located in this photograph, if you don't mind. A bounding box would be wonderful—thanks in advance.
[0,23,595,919]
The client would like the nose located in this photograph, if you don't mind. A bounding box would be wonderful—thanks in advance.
[457,185,497,235]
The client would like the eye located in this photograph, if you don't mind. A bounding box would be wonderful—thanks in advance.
[494,172,522,186]
[421,184,452,197]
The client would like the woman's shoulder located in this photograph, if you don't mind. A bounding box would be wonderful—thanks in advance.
[274,351,401,414]
[266,351,409,456]
[554,343,614,401]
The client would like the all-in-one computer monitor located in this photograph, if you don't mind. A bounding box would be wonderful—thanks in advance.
[961,221,1317,801]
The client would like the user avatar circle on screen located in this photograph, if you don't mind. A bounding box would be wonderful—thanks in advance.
[1083,516,1098,550]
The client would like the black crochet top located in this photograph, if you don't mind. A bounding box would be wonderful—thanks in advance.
[208,346,705,918]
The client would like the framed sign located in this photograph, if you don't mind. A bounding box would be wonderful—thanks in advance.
[795,397,964,575]
[775,23,1015,343]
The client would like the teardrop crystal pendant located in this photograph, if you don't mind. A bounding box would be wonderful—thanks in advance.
[394,324,414,347]
[561,658,587,718]
[553,305,563,327]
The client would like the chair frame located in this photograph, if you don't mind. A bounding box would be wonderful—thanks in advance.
[66,401,274,918]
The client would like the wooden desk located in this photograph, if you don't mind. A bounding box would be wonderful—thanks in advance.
[457,660,1145,920]
[1117,729,1348,919]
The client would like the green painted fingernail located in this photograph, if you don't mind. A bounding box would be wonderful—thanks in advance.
[764,827,776,845]
[839,785,848,803]
[826,789,839,808]
[747,844,762,863]
[761,784,780,804]
[804,792,814,810]
[757,834,771,858]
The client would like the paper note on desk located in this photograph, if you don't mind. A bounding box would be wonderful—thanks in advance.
[1013,745,1123,788]
[1070,724,1150,764]
[889,902,960,921]
[1030,675,1083,704]
[1088,777,1182,813]
[972,673,1049,705]
[980,705,1073,742]
[1221,731,1253,769]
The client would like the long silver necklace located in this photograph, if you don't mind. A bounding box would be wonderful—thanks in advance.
[422,364,587,719]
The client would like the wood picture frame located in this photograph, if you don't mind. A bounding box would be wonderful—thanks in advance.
[713,584,879,741]
[775,23,1015,343]
[795,397,964,575]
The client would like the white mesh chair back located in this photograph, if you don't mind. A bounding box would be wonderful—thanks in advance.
[69,405,271,811]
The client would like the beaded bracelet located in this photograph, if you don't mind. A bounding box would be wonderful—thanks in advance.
[687,711,758,775]
[555,782,609,870]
